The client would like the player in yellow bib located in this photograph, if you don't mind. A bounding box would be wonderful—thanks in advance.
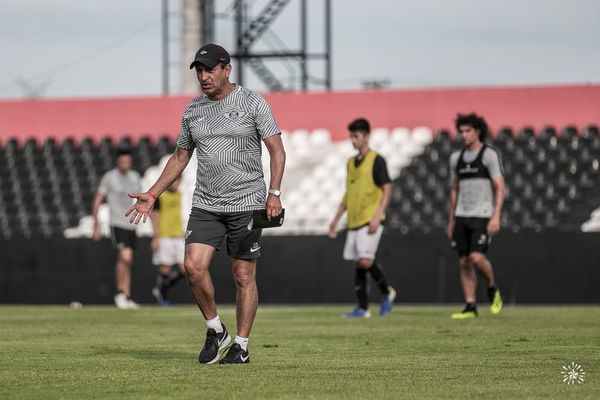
[329,118,396,318]
[150,177,186,306]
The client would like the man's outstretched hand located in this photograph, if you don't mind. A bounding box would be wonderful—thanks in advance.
[125,192,155,224]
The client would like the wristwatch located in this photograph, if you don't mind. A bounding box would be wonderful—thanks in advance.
[268,189,281,197]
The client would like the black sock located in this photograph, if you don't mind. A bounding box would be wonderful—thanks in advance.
[355,267,369,310]
[156,273,170,297]
[368,260,390,295]
[165,266,183,288]
[157,267,183,292]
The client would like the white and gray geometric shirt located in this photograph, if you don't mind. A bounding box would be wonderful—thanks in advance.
[177,85,280,212]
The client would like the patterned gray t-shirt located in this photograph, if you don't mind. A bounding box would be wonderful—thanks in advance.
[177,85,280,212]
[98,169,142,230]
[449,146,504,218]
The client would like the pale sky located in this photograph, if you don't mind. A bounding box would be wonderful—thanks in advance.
[1,0,599,99]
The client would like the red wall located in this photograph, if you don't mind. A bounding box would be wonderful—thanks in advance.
[1,84,599,144]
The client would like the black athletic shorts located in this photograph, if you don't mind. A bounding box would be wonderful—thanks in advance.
[451,217,491,257]
[185,208,262,260]
[110,226,137,250]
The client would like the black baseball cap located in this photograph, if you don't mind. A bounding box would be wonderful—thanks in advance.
[189,44,231,69]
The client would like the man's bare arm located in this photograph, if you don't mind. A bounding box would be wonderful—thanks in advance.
[263,134,286,219]
[487,177,505,235]
[447,179,458,239]
[126,147,194,224]
[91,192,105,240]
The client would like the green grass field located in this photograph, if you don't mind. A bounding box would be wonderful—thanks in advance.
[1,305,598,399]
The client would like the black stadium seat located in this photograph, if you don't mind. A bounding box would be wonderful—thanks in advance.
[1,124,599,236]
[389,124,600,233]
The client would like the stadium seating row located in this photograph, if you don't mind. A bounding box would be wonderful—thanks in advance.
[0,124,598,238]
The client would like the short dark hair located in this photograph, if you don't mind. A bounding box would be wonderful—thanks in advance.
[116,147,132,157]
[348,118,370,134]
[455,112,489,141]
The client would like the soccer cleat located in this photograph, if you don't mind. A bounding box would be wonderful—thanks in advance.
[158,300,172,307]
[218,343,250,364]
[489,288,503,315]
[342,308,371,318]
[114,292,129,309]
[379,286,397,316]
[198,323,231,364]
[451,305,478,319]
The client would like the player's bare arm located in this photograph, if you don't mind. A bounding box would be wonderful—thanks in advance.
[447,179,458,239]
[328,201,347,239]
[488,177,505,236]
[263,134,286,220]
[126,147,193,224]
[368,182,392,234]
[91,191,106,241]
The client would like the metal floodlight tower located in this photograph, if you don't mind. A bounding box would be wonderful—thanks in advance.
[162,0,331,94]
[162,0,216,95]
[231,0,332,92]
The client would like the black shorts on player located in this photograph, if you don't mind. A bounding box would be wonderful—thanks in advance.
[451,217,490,256]
[110,226,136,250]
[185,208,262,259]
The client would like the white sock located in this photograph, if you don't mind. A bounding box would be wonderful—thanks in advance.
[206,315,223,333]
[234,335,249,351]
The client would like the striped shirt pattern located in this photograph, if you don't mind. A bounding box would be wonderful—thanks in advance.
[177,85,280,212]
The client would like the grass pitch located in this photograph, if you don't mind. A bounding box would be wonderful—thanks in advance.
[0,305,598,399]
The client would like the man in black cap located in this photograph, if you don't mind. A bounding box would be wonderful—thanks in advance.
[126,44,286,364]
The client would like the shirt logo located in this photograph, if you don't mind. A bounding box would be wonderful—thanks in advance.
[224,110,241,120]
[458,164,479,174]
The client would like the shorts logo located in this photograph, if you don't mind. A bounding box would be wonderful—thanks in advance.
[477,234,488,245]
[185,230,193,240]
[249,242,260,253]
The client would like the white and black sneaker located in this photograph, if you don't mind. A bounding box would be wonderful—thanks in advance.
[218,343,250,364]
[198,323,231,364]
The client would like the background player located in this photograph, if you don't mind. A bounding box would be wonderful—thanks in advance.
[447,112,505,319]
[92,147,142,309]
[150,177,185,306]
[329,118,396,318]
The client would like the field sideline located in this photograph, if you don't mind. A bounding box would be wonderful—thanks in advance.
[1,305,598,399]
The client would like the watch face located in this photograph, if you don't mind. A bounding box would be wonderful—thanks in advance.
[270,189,281,196]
